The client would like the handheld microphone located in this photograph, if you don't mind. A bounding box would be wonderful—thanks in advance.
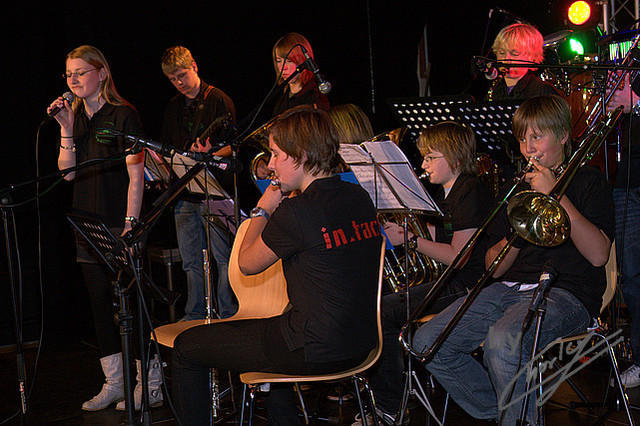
[522,261,558,330]
[48,92,75,118]
[299,45,332,94]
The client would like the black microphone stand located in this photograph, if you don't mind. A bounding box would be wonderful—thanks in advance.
[1,195,28,426]
[516,295,549,426]
[0,147,139,425]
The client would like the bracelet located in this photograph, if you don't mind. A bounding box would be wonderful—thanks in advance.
[60,136,73,139]
[124,216,137,224]
[59,144,76,152]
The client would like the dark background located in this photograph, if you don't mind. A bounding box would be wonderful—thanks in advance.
[0,1,600,345]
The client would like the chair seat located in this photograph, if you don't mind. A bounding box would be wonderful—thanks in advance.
[240,346,381,385]
[151,219,289,349]
[417,313,437,323]
[154,318,239,348]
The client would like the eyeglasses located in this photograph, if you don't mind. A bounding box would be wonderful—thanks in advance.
[423,155,444,163]
[62,68,97,79]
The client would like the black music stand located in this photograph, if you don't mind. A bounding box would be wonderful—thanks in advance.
[340,140,443,424]
[66,212,139,426]
[66,161,204,425]
[388,96,522,166]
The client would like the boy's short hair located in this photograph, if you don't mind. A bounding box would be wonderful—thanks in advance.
[161,46,196,75]
[418,121,477,175]
[492,23,544,63]
[512,95,572,157]
[269,105,342,175]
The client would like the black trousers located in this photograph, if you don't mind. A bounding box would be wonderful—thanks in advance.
[172,316,367,425]
[81,262,121,357]
[81,262,148,360]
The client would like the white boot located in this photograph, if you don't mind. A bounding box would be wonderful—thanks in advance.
[82,352,125,411]
[116,355,164,411]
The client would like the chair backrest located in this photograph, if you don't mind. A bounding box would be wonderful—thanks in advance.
[152,218,289,348]
[226,218,290,319]
[600,240,617,314]
[240,237,387,384]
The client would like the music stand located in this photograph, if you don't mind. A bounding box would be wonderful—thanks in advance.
[144,148,173,186]
[388,96,522,165]
[66,211,139,425]
[340,140,444,423]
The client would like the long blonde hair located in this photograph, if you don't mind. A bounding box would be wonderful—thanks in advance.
[66,45,132,112]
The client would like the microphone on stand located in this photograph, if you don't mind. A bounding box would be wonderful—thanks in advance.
[47,92,75,118]
[522,261,558,331]
[473,56,500,80]
[484,65,499,81]
[96,128,233,171]
[299,45,332,94]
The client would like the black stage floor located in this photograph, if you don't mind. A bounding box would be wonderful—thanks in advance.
[1,333,640,426]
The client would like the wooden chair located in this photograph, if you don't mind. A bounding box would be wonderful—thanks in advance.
[152,218,290,348]
[238,239,387,425]
[534,241,635,425]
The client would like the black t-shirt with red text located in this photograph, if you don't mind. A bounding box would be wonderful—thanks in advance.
[262,176,382,363]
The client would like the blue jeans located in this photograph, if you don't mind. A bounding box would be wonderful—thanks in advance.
[413,282,590,425]
[615,187,640,364]
[174,199,237,319]
[368,280,468,414]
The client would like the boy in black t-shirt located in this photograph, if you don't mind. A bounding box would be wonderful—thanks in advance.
[414,96,614,425]
[171,105,382,425]
[354,121,492,425]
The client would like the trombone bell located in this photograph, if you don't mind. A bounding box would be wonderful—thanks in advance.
[506,190,570,247]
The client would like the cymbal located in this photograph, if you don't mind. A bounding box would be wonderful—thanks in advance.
[544,30,573,48]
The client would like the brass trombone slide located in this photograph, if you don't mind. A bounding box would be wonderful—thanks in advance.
[399,106,624,362]
[582,33,640,134]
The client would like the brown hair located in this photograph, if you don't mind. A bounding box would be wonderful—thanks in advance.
[272,32,315,86]
[269,105,342,175]
[512,95,572,157]
[160,46,195,75]
[66,45,131,111]
[328,104,374,144]
[417,121,477,175]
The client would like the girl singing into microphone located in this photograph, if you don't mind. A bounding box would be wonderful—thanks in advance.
[47,45,147,412]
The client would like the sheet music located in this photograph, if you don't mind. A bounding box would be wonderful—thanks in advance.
[144,148,172,183]
[171,153,229,199]
[339,141,441,215]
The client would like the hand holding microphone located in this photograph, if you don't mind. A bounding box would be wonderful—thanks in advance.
[46,91,75,127]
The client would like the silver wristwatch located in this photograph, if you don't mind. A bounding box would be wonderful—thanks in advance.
[250,207,270,220]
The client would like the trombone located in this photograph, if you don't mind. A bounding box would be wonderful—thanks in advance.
[399,106,624,362]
